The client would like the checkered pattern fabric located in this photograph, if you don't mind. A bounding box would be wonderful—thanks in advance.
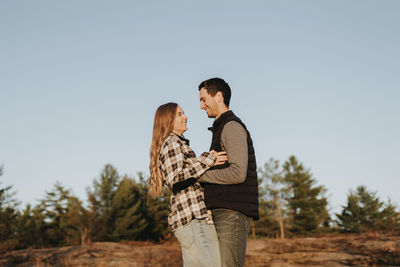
[159,133,216,231]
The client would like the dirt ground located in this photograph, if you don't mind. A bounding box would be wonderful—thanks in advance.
[0,233,399,266]
[244,233,399,266]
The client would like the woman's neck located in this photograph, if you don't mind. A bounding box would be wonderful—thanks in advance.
[172,130,183,136]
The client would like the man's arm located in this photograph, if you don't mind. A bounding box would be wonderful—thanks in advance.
[198,121,248,184]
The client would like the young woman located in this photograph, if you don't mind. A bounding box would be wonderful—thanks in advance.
[149,102,226,267]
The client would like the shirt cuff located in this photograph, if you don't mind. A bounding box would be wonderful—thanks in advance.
[199,152,216,167]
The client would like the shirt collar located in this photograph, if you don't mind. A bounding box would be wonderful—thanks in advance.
[171,132,190,146]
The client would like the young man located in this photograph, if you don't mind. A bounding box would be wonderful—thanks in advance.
[197,77,259,267]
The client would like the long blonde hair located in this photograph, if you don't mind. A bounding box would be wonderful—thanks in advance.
[149,102,178,197]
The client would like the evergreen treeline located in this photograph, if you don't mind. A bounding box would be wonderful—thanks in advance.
[0,164,169,253]
[254,156,400,237]
[1,156,399,253]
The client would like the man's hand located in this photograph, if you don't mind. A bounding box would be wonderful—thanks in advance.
[210,150,228,166]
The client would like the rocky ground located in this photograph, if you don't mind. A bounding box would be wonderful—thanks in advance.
[0,233,399,266]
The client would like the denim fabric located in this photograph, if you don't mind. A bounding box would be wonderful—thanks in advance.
[212,209,252,267]
[174,219,221,267]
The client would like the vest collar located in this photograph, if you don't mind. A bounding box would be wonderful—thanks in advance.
[208,110,234,132]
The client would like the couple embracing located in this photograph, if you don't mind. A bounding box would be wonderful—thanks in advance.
[149,77,259,267]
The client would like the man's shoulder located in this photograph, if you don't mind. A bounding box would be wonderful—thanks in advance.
[225,120,243,127]
[221,121,248,143]
[223,120,246,133]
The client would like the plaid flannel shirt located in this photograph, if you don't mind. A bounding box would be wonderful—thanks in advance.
[159,133,216,231]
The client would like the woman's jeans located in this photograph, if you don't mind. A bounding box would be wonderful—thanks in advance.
[212,209,252,267]
[174,218,221,267]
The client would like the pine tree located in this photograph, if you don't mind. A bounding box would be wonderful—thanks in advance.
[378,200,400,231]
[63,196,91,245]
[23,204,49,248]
[336,185,399,232]
[37,182,72,246]
[87,164,120,241]
[283,156,329,234]
[111,176,148,241]
[15,204,42,248]
[257,158,289,238]
[144,193,170,240]
[138,172,170,241]
[0,165,19,252]
[254,198,276,237]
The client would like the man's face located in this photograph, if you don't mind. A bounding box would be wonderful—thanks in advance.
[199,87,218,118]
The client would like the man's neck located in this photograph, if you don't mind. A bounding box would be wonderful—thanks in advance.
[214,107,230,120]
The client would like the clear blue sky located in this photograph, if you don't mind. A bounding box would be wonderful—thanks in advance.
[1,1,399,216]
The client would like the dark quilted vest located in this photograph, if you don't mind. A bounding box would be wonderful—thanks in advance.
[201,111,259,220]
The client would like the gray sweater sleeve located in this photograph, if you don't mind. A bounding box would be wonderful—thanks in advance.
[198,121,248,184]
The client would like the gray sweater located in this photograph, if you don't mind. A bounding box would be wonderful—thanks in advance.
[198,121,248,185]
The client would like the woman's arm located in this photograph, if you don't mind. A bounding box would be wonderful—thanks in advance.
[159,138,216,188]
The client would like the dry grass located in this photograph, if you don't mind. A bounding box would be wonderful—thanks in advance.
[0,233,399,266]
[0,240,182,267]
[245,232,400,266]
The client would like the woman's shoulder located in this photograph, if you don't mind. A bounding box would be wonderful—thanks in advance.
[161,133,180,149]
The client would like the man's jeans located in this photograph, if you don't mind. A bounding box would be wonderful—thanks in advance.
[212,209,252,267]
[174,218,221,267]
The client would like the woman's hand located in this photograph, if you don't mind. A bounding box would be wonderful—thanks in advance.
[210,150,228,166]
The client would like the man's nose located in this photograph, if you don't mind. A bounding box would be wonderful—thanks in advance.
[200,102,205,109]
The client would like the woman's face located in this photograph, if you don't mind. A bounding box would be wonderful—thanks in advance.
[172,105,188,136]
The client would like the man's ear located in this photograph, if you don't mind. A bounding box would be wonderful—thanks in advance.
[216,92,224,103]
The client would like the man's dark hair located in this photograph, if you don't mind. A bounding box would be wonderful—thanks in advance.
[198,77,231,107]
